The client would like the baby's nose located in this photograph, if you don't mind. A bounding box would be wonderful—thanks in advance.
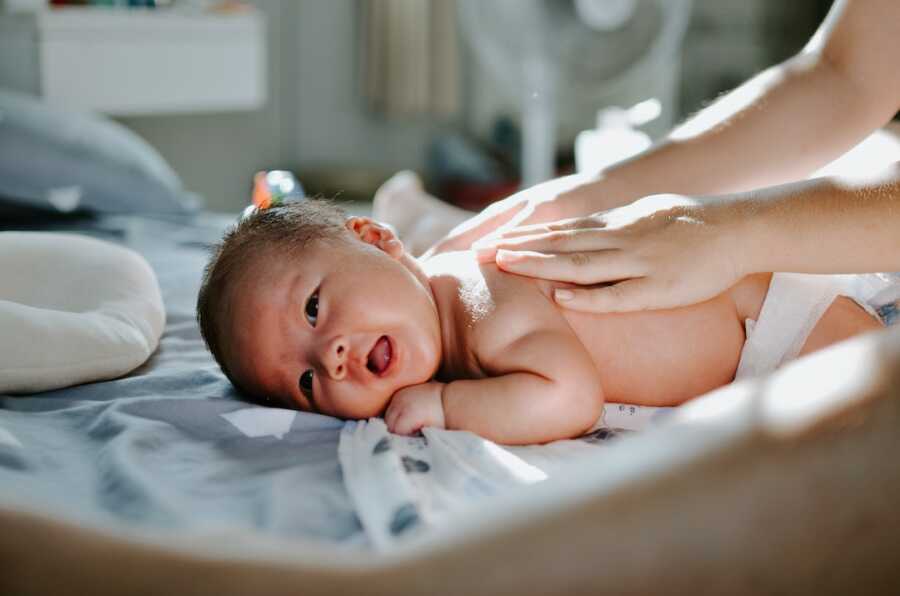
[320,336,348,381]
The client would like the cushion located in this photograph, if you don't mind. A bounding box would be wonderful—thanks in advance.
[0,88,199,215]
[0,232,165,394]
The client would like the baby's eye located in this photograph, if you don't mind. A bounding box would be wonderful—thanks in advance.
[304,291,319,326]
[299,369,314,400]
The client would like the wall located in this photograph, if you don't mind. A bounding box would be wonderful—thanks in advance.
[290,0,447,183]
[679,1,828,117]
[119,0,449,212]
[115,0,830,212]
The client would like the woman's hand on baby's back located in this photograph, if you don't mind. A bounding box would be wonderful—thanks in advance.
[473,194,747,313]
[385,381,446,436]
[423,175,606,258]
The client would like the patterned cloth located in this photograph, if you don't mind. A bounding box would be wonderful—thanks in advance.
[338,404,668,549]
[868,273,900,326]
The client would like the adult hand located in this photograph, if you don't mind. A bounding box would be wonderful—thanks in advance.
[473,194,745,312]
[423,174,637,258]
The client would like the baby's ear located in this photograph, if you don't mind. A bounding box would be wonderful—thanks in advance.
[345,217,405,259]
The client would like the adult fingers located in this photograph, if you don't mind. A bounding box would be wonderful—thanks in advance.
[474,228,621,262]
[471,216,594,259]
[553,278,657,313]
[492,215,594,240]
[494,249,643,285]
[426,198,530,256]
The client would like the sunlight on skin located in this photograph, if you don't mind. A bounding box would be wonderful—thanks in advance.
[828,157,900,190]
[668,61,796,142]
[802,0,845,54]
[600,193,703,226]
[670,0,846,144]
[812,130,900,179]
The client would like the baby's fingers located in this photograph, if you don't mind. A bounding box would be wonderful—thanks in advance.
[389,413,421,436]
[494,249,642,286]
[384,401,401,431]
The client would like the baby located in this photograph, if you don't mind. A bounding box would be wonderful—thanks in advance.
[197,200,882,445]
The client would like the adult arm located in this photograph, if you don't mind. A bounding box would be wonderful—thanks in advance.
[478,163,900,312]
[427,0,900,255]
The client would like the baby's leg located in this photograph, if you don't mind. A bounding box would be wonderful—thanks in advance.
[730,273,883,372]
[799,296,884,357]
[373,171,474,256]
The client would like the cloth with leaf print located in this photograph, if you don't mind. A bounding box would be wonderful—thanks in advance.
[338,402,669,549]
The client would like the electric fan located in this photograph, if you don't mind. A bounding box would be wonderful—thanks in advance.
[457,0,691,187]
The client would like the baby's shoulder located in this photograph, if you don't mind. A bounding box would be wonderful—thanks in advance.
[426,251,575,371]
[469,263,576,362]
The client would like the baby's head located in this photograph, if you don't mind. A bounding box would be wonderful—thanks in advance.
[197,200,442,418]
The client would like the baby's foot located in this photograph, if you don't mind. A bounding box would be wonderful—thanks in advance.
[373,171,473,256]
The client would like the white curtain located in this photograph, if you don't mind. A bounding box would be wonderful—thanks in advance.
[361,0,460,119]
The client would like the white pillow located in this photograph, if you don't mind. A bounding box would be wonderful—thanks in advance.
[0,232,165,394]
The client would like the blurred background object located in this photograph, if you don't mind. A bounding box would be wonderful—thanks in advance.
[458,0,690,188]
[0,0,834,213]
[360,0,460,120]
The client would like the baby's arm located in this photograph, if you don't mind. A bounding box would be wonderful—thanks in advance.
[386,329,603,445]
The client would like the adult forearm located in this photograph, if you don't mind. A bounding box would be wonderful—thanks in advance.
[594,0,900,207]
[428,0,900,253]
[612,54,890,198]
[733,163,900,275]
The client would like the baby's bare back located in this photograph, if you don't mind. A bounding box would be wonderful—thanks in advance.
[430,253,881,410]
[557,290,747,406]
[458,258,750,407]
[483,268,881,407]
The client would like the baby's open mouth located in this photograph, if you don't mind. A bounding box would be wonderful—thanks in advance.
[366,335,392,376]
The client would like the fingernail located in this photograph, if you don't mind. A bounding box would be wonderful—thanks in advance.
[555,289,574,301]
[496,249,521,263]
[474,247,497,263]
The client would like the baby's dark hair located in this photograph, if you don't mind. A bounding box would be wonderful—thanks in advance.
[196,199,348,395]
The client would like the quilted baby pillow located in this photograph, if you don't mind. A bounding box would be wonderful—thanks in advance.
[0,232,165,394]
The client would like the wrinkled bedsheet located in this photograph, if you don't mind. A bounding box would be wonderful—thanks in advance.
[4,211,894,554]
[0,213,364,545]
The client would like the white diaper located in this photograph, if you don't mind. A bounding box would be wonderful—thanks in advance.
[867,274,900,326]
[735,272,897,380]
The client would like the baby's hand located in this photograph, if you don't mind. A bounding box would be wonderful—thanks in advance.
[385,381,446,436]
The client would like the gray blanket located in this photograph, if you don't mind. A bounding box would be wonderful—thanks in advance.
[0,213,363,545]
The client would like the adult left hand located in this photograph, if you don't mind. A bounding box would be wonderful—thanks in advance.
[473,194,745,312]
